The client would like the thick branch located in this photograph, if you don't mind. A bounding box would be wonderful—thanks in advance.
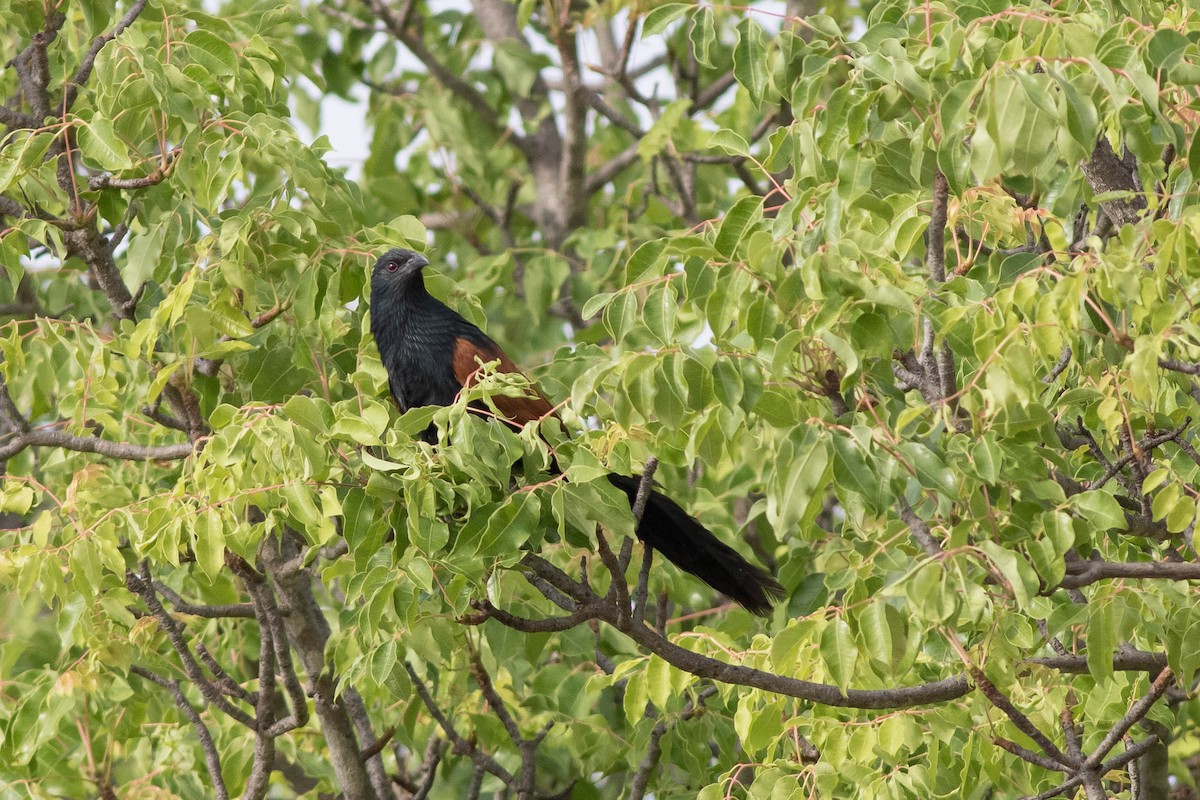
[262,534,379,800]
[1059,558,1200,589]
[1078,137,1145,228]
[0,425,195,462]
[927,170,948,282]
[555,20,588,235]
[1026,650,1167,674]
[153,581,255,618]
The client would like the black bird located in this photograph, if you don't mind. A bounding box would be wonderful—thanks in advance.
[369,247,783,615]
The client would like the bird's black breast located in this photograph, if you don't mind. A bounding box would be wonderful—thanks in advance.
[370,288,492,416]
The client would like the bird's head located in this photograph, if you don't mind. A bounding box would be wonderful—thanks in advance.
[371,248,430,294]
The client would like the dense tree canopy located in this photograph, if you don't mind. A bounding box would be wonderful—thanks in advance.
[2,0,1199,798]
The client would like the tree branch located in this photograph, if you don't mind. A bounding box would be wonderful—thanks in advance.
[130,665,230,800]
[1021,735,1160,800]
[153,581,255,618]
[898,497,942,556]
[1081,668,1172,770]
[262,534,379,800]
[126,567,258,729]
[1025,650,1167,674]
[403,661,517,786]
[1059,558,1200,589]
[64,0,150,112]
[1078,137,1145,228]
[972,666,1077,767]
[492,563,971,709]
[0,425,196,462]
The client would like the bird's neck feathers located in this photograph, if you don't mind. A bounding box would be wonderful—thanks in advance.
[372,273,454,354]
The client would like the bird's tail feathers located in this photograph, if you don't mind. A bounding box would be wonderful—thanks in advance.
[606,474,783,616]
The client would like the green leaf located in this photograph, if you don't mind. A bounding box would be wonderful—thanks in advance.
[185,29,237,76]
[193,509,226,581]
[714,195,761,257]
[1147,29,1189,68]
[709,129,750,157]
[76,118,133,170]
[1066,491,1127,532]
[637,98,692,161]
[362,449,404,471]
[820,618,859,692]
[475,493,540,558]
[690,10,717,68]
[643,3,690,36]
[734,18,769,105]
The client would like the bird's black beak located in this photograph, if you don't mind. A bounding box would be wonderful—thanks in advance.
[412,253,429,270]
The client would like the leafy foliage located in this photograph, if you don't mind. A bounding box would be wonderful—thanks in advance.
[1,0,1199,799]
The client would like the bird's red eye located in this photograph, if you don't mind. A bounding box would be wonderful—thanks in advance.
[386,262,399,272]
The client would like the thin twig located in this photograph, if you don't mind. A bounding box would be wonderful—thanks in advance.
[1081,668,1173,769]
[403,662,517,785]
[130,665,230,800]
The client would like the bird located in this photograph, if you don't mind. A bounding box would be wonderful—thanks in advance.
[369,247,783,615]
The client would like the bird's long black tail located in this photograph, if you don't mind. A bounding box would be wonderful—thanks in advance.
[606,474,783,616]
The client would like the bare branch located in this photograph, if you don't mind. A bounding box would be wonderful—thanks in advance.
[1081,668,1173,770]
[1059,558,1200,589]
[126,568,258,729]
[1079,137,1145,228]
[928,170,948,282]
[88,148,179,190]
[244,579,278,800]
[64,227,137,319]
[403,661,517,786]
[262,534,379,800]
[411,736,446,800]
[466,598,597,633]
[970,667,1076,768]
[631,458,659,625]
[1026,650,1167,674]
[1159,356,1200,375]
[994,737,1069,773]
[130,665,230,800]
[0,370,31,433]
[0,424,195,462]
[555,21,588,236]
[494,564,971,709]
[898,497,942,556]
[64,0,150,111]
[153,581,255,618]
[586,144,640,194]
[0,106,38,129]
[195,642,257,705]
[1043,346,1072,383]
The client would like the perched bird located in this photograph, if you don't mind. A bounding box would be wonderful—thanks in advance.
[369,247,783,615]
